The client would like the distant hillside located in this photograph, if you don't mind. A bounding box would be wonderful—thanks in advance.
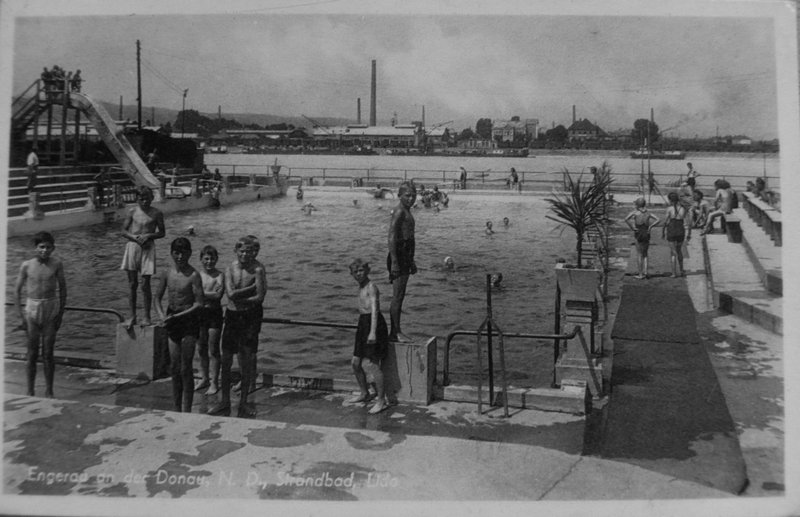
[96,101,352,130]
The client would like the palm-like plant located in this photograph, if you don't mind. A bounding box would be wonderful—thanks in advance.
[545,167,613,268]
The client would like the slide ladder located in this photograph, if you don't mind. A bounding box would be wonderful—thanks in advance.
[68,92,160,188]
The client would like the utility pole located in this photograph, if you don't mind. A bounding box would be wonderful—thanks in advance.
[136,40,142,130]
[181,89,188,138]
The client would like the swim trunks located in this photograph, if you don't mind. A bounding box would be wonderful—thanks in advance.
[221,305,263,353]
[25,298,60,328]
[120,241,156,275]
[387,238,415,281]
[165,307,200,344]
[353,312,389,361]
[198,305,223,330]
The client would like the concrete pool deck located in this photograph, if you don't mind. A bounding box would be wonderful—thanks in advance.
[2,202,789,511]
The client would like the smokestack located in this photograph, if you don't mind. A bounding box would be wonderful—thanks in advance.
[119,96,123,120]
[357,98,361,124]
[218,105,222,120]
[422,105,425,128]
[572,105,576,124]
[370,60,377,126]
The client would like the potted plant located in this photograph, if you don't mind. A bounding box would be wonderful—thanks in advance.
[545,167,612,301]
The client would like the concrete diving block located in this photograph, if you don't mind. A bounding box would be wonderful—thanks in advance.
[116,324,170,380]
[724,214,742,243]
[383,337,437,405]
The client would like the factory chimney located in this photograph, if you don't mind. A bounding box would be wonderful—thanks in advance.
[357,98,361,125]
[370,59,377,126]
[422,105,425,128]
[572,105,576,124]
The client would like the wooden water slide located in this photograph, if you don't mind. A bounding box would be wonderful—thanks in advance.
[69,92,160,188]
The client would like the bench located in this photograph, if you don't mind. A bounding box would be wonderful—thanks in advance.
[724,214,742,243]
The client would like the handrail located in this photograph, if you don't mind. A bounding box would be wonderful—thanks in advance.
[12,80,41,109]
[5,302,124,322]
[262,316,357,330]
[442,325,582,387]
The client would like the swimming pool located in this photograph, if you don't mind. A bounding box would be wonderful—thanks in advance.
[4,189,577,387]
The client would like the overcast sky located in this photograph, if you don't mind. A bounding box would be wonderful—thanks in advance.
[3,1,790,140]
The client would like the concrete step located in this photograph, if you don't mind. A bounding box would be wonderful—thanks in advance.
[703,232,782,335]
[733,207,782,295]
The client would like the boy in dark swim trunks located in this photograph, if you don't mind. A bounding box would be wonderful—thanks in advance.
[387,182,417,343]
[195,245,224,395]
[209,235,267,418]
[154,237,204,412]
[624,197,660,279]
[348,259,389,414]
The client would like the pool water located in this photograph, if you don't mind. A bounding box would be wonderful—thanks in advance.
[5,190,578,388]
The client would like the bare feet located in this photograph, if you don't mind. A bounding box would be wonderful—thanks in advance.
[140,317,152,326]
[635,274,645,280]
[368,400,388,414]
[207,403,230,416]
[237,403,256,418]
[122,317,137,330]
[390,332,413,343]
[205,383,219,396]
[232,381,242,393]
[346,392,374,404]
[194,379,210,392]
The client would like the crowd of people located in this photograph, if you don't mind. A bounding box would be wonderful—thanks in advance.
[625,161,774,280]
[15,181,421,418]
[40,65,82,93]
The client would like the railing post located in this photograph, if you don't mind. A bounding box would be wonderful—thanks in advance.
[486,274,494,404]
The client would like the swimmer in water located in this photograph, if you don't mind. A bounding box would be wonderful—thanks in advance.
[491,273,504,288]
[353,199,359,207]
[187,225,196,236]
[443,256,455,271]
[503,217,509,228]
[301,203,317,215]
[485,221,494,235]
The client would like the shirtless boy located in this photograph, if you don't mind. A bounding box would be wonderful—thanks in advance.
[195,245,224,395]
[209,235,267,418]
[154,238,203,412]
[15,231,67,397]
[387,182,417,343]
[348,259,390,414]
[624,197,660,279]
[120,186,165,329]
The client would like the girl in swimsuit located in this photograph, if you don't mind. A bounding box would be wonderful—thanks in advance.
[624,197,660,279]
[663,191,691,278]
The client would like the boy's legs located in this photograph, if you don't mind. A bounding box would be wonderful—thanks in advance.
[141,275,152,326]
[25,321,41,396]
[180,336,196,412]
[389,274,411,342]
[41,321,57,398]
[237,346,256,417]
[348,356,371,402]
[207,327,221,394]
[363,359,387,414]
[196,326,210,390]
[168,337,183,411]
[125,270,139,328]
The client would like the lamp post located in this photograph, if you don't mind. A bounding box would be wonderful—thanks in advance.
[181,88,188,139]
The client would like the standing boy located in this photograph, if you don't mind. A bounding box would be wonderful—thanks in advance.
[387,182,417,343]
[154,237,204,412]
[348,259,390,414]
[209,235,267,418]
[26,146,39,194]
[195,245,224,395]
[120,186,165,329]
[15,231,67,398]
[624,197,660,280]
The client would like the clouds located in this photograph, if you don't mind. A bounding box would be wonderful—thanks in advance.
[9,10,779,139]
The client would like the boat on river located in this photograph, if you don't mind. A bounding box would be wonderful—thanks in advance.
[630,147,686,160]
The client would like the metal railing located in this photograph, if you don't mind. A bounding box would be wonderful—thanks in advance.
[5,302,124,322]
[442,325,582,391]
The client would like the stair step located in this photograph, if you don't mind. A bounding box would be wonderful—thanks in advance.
[704,232,781,335]
[734,208,782,295]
